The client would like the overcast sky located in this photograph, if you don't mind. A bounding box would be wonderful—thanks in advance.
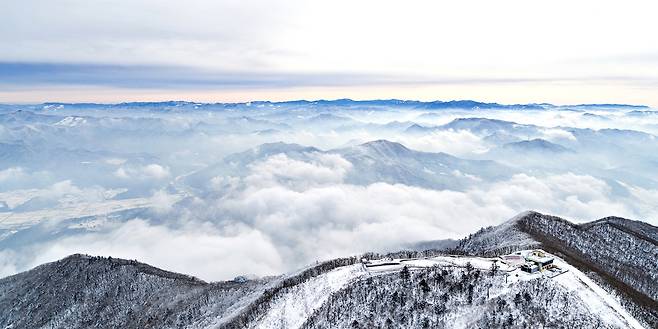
[1,0,658,106]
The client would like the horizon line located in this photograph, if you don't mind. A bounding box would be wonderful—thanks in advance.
[0,98,650,109]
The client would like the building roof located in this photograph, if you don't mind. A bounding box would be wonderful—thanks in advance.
[526,255,554,264]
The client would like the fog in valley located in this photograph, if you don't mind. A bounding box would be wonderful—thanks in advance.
[2,100,658,280]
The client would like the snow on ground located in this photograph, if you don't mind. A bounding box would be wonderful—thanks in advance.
[0,187,127,210]
[365,250,644,329]
[551,258,644,329]
[0,194,185,230]
[366,255,512,273]
[253,265,366,329]
[54,116,87,127]
[66,216,110,230]
[0,198,151,229]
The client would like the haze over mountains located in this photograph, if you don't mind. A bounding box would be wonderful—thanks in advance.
[1,99,658,328]
[2,99,658,282]
[5,0,658,326]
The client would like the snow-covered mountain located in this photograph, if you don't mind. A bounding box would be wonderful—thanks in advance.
[1,211,655,329]
[2,101,658,328]
[185,140,513,191]
[452,211,658,327]
[500,138,573,153]
[334,140,512,189]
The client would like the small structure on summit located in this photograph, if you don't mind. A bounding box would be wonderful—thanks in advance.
[517,249,555,273]
[525,250,554,270]
[521,262,539,273]
[500,254,525,267]
[500,249,567,277]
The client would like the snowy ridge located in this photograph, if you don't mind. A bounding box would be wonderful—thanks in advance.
[253,265,365,329]
[242,248,644,329]
[298,250,644,329]
[553,258,643,329]
[0,212,655,328]
[454,211,540,256]
[453,211,658,327]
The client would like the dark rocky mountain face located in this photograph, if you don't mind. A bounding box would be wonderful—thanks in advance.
[453,211,658,327]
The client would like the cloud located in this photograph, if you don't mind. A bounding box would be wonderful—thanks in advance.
[244,152,352,190]
[217,168,655,261]
[5,149,658,282]
[145,157,658,280]
[3,102,658,283]
[395,129,488,156]
[3,1,658,105]
[0,180,121,211]
[104,158,127,166]
[0,167,26,182]
[114,167,130,179]
[0,62,418,90]
[149,190,179,213]
[471,173,634,221]
[0,250,19,278]
[22,219,283,280]
[0,167,55,192]
[114,164,170,180]
[540,128,577,142]
[0,167,57,192]
[143,164,170,180]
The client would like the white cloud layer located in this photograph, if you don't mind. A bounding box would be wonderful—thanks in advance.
[114,164,170,180]
[2,103,658,282]
[395,129,488,156]
[26,219,283,280]
[11,154,657,281]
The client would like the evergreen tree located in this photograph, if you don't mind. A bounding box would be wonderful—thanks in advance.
[490,261,499,277]
[400,266,410,281]
[419,279,430,294]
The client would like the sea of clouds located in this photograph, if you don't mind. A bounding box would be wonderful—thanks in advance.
[1,101,658,280]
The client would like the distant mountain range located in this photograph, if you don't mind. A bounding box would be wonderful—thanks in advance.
[2,211,655,328]
[24,99,649,110]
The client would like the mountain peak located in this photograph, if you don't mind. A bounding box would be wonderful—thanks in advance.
[360,139,406,148]
[502,139,572,153]
[404,123,432,134]
[254,142,320,155]
[505,210,544,223]
[358,140,412,157]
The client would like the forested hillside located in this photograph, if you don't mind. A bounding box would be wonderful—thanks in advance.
[1,212,655,329]
[453,211,658,327]
[303,265,625,329]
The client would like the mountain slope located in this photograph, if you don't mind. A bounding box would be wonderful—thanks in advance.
[333,140,512,189]
[0,212,654,329]
[453,211,658,327]
[302,260,637,329]
[501,138,572,153]
[0,254,270,329]
[0,254,359,329]
[183,140,514,192]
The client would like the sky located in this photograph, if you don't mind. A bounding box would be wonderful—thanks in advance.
[1,0,658,106]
